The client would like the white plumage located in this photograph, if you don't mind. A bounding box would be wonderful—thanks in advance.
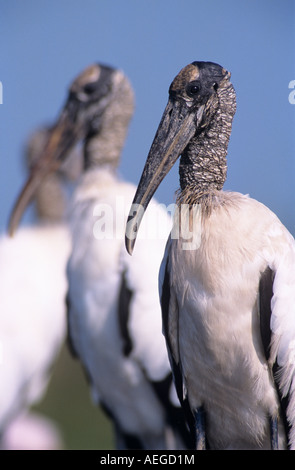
[126,61,295,449]
[0,225,69,429]
[0,128,80,447]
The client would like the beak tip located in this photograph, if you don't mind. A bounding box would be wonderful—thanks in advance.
[8,218,17,238]
[7,213,16,238]
[125,236,135,256]
[7,195,25,238]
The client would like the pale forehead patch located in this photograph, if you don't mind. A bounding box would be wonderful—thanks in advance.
[171,63,200,91]
[70,64,101,93]
[112,68,126,87]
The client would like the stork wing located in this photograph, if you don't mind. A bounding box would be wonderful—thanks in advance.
[159,238,195,439]
[259,232,295,449]
[118,270,133,356]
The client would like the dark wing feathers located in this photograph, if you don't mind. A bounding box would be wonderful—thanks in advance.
[66,291,79,358]
[259,266,291,446]
[161,259,195,444]
[259,266,275,361]
[150,373,194,449]
[118,270,133,356]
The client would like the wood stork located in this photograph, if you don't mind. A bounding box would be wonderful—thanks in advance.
[125,61,295,450]
[8,63,192,450]
[0,127,81,447]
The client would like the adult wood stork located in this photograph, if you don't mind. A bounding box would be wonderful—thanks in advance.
[8,64,192,450]
[0,127,81,447]
[125,61,295,450]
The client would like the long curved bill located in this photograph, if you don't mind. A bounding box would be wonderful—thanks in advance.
[125,98,201,255]
[8,102,82,236]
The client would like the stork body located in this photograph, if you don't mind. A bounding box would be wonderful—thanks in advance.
[126,62,295,449]
[67,169,179,449]
[0,128,80,443]
[0,224,70,431]
[162,192,295,449]
[9,64,192,450]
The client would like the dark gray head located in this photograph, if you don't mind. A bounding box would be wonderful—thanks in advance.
[66,64,134,169]
[125,61,236,255]
[8,63,134,235]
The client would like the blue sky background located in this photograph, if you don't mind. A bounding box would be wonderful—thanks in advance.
[1,0,294,234]
[0,0,294,451]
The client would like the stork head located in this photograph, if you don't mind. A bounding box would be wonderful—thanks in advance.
[8,63,134,236]
[125,61,235,255]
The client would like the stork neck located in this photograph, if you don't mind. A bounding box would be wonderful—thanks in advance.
[84,125,125,171]
[84,88,134,171]
[179,84,236,202]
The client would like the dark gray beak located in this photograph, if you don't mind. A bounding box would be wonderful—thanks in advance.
[125,98,203,255]
[8,101,83,236]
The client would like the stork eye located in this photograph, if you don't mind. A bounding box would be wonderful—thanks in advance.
[83,81,97,95]
[186,82,200,97]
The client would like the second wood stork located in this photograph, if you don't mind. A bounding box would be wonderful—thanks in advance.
[125,61,295,450]
[8,63,192,450]
[0,126,81,447]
